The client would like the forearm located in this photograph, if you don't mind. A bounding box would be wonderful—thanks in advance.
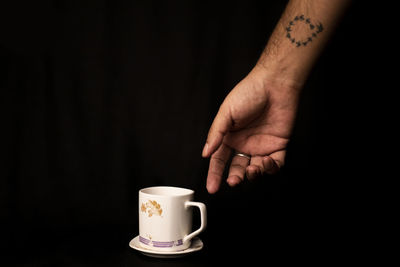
[256,0,350,89]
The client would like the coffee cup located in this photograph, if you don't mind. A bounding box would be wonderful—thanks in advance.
[138,186,207,252]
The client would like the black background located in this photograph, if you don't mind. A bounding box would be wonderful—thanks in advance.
[0,0,391,265]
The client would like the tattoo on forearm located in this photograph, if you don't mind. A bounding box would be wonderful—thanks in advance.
[285,15,324,47]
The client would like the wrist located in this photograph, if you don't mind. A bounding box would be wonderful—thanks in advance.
[251,62,304,93]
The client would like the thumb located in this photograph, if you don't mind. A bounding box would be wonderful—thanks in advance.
[202,104,232,158]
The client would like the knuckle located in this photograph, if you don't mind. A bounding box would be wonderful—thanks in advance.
[211,156,226,167]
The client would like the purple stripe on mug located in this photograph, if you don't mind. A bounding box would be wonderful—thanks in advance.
[152,242,174,246]
[139,236,150,245]
[152,241,174,244]
[139,236,184,247]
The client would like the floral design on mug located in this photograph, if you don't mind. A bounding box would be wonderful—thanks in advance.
[141,200,163,217]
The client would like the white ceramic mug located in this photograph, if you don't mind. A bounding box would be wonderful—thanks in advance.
[138,186,207,252]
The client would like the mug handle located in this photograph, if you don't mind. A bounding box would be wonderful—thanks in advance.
[183,201,207,243]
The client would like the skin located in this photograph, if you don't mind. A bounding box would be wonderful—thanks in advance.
[202,0,350,194]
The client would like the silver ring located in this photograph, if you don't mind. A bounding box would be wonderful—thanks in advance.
[235,153,251,160]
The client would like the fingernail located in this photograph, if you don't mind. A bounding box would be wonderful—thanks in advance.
[202,143,209,157]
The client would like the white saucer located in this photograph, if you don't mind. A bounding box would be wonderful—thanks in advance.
[129,235,203,258]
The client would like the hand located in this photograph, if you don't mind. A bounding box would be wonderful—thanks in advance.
[202,65,300,194]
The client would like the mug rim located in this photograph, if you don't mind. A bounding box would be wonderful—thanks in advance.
[139,186,194,198]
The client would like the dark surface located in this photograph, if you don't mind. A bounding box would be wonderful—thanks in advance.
[4,178,347,266]
[0,1,387,266]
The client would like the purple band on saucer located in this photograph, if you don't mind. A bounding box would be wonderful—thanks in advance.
[139,236,183,248]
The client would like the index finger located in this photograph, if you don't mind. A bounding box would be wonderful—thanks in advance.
[206,144,232,194]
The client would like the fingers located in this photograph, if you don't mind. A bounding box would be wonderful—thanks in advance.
[206,146,286,193]
[226,151,283,187]
[206,144,232,194]
[226,154,250,187]
[246,150,286,180]
[202,104,231,158]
